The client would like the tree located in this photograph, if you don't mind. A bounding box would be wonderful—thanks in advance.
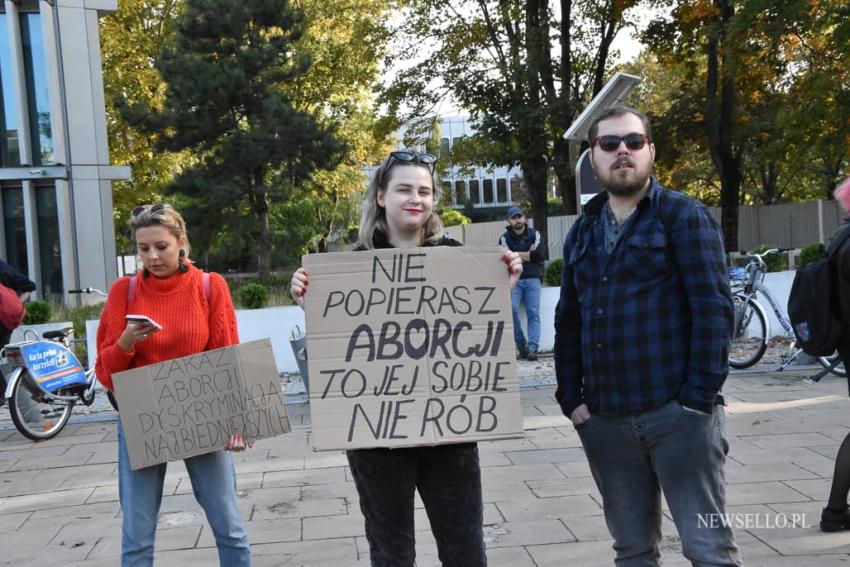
[642,0,850,250]
[100,0,187,251]
[285,0,396,255]
[383,0,641,257]
[117,0,342,277]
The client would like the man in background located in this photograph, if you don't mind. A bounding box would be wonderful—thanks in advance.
[499,206,544,361]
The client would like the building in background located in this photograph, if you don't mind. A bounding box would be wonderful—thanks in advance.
[436,115,524,221]
[0,0,127,303]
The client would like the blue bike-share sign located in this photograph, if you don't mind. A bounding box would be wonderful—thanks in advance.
[20,342,87,392]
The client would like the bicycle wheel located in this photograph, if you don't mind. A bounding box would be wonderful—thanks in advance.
[729,296,767,369]
[818,353,846,377]
[9,374,74,441]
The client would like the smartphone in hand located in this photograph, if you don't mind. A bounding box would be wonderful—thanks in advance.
[125,314,163,331]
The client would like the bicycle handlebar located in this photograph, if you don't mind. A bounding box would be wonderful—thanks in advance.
[68,287,108,297]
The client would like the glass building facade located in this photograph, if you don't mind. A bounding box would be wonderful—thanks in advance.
[0,1,127,303]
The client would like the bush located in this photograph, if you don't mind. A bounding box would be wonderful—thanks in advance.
[237,282,268,309]
[545,258,564,286]
[752,244,788,272]
[440,209,471,227]
[799,243,825,268]
[23,300,52,324]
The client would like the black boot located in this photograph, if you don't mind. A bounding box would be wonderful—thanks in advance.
[821,506,850,532]
[526,350,538,362]
[517,339,527,359]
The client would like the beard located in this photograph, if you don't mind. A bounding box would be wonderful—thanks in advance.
[511,223,526,233]
[599,159,653,196]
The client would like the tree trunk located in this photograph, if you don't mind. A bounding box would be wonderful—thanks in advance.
[553,137,577,214]
[522,155,550,260]
[705,0,740,252]
[254,184,271,279]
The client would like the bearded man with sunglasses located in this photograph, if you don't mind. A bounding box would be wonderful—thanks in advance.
[554,106,741,566]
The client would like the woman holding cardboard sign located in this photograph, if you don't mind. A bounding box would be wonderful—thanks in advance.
[291,150,522,566]
[96,204,252,567]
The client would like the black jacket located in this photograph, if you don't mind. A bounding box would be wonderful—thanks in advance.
[499,226,544,280]
[832,220,850,393]
[356,231,462,251]
[0,260,36,294]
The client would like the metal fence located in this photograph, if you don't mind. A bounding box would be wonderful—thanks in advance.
[454,199,845,260]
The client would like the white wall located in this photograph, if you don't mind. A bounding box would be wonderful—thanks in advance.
[516,271,795,351]
[79,271,795,374]
[85,306,306,373]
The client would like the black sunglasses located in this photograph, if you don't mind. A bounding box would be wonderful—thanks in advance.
[378,151,437,188]
[131,204,165,217]
[593,133,650,152]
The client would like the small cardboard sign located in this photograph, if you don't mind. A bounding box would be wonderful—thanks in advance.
[113,339,290,470]
[303,246,523,450]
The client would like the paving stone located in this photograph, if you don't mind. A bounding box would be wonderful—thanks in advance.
[303,512,365,540]
[526,476,600,498]
[485,545,537,567]
[262,466,347,488]
[726,481,813,506]
[198,517,302,547]
[505,447,586,465]
[246,538,362,566]
[485,519,574,547]
[0,487,93,514]
[0,510,30,533]
[496,494,601,522]
[725,462,819,483]
[526,538,615,566]
[554,460,593,478]
[251,497,347,521]
[781,478,831,500]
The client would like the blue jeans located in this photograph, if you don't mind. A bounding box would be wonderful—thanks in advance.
[117,425,251,567]
[347,443,486,567]
[511,278,541,351]
[576,400,741,566]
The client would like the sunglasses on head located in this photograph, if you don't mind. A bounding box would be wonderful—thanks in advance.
[593,133,650,153]
[379,151,438,187]
[131,204,165,218]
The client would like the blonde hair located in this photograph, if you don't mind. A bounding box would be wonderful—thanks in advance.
[357,153,444,249]
[128,203,191,256]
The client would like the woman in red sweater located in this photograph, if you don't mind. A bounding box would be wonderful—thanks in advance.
[96,204,252,567]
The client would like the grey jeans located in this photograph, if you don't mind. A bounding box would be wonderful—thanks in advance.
[576,400,742,566]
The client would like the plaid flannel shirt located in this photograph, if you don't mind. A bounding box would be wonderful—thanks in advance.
[554,179,734,417]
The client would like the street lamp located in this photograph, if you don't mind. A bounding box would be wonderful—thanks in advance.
[564,72,642,210]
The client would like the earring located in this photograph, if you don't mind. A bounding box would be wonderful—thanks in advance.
[178,249,189,273]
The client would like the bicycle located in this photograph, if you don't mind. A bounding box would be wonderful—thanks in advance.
[729,249,844,376]
[0,287,106,440]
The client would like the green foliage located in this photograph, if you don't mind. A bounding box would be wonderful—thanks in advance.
[23,300,52,325]
[752,245,788,273]
[638,0,850,214]
[116,0,344,278]
[799,243,825,268]
[545,258,564,287]
[383,0,642,252]
[237,283,269,309]
[50,302,106,367]
[440,209,471,227]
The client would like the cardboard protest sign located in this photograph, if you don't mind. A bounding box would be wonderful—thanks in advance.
[113,339,290,470]
[303,246,523,450]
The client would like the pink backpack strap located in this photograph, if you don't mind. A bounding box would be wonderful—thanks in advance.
[127,272,140,303]
[202,271,211,302]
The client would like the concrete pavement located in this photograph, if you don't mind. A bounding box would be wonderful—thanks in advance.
[2,360,850,566]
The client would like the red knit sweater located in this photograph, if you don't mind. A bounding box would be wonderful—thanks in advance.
[95,264,239,392]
